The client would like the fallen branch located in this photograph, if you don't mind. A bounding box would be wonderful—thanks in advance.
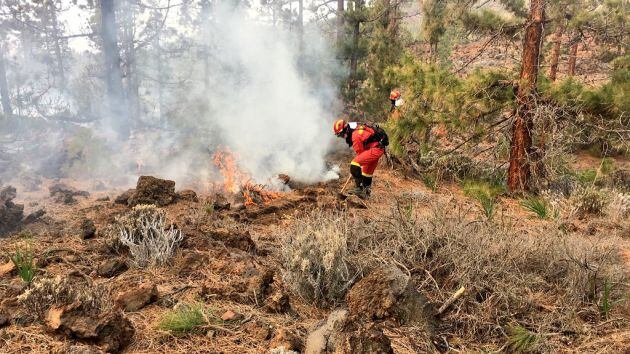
[437,286,465,315]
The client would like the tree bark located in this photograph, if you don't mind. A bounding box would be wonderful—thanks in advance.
[567,38,579,77]
[298,0,304,69]
[548,21,564,82]
[0,49,12,117]
[337,0,344,45]
[44,1,67,90]
[349,0,362,104]
[100,0,129,139]
[507,0,545,193]
[122,0,139,124]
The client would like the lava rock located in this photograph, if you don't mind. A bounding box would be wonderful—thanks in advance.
[212,194,231,211]
[208,228,256,252]
[23,209,45,224]
[115,282,158,312]
[114,189,136,205]
[127,176,176,207]
[176,252,209,275]
[265,289,291,313]
[270,328,303,352]
[80,219,97,239]
[176,189,198,202]
[304,310,394,354]
[45,302,134,353]
[346,266,433,325]
[49,183,90,204]
[97,258,128,278]
[0,186,24,236]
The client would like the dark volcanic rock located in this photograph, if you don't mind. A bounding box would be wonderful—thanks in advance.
[127,176,176,207]
[80,219,97,239]
[49,183,90,204]
[45,303,134,353]
[114,282,158,312]
[114,189,136,205]
[176,189,198,202]
[346,266,434,326]
[23,208,46,224]
[0,186,24,236]
[97,258,128,278]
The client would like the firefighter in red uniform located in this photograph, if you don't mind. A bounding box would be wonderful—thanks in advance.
[333,119,388,199]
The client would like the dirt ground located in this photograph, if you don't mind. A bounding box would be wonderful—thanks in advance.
[0,152,629,353]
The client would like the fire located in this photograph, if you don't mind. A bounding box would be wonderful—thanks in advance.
[213,146,248,194]
[242,182,284,206]
[212,146,284,206]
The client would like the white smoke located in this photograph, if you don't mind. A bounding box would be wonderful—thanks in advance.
[200,5,336,183]
[1,3,341,191]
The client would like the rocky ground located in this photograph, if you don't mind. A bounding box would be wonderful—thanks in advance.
[0,152,628,353]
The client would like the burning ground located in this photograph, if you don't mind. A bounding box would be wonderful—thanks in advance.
[0,151,629,353]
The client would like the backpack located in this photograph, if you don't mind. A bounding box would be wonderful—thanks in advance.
[364,123,389,147]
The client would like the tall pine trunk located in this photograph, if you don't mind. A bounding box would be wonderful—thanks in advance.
[548,21,564,82]
[567,39,579,77]
[337,0,344,45]
[45,1,66,90]
[0,49,12,117]
[349,3,361,105]
[507,0,545,193]
[100,0,129,139]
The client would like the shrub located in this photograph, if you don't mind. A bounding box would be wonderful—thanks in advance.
[117,204,184,267]
[520,196,550,219]
[10,245,36,283]
[351,199,627,349]
[157,303,207,335]
[572,187,611,216]
[18,275,111,320]
[506,325,539,353]
[463,180,501,219]
[279,210,356,305]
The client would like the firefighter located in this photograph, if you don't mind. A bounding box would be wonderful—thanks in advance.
[333,119,388,199]
[389,89,401,112]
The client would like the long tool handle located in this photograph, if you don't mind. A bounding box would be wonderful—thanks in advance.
[339,175,352,195]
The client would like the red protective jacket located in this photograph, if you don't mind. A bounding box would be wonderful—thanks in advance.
[351,125,380,155]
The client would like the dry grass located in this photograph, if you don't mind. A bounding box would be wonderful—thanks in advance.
[361,199,629,350]
[286,197,630,351]
[278,210,358,306]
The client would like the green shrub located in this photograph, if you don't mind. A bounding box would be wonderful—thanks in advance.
[506,325,539,353]
[521,197,550,219]
[10,245,36,283]
[463,180,502,219]
[158,303,207,335]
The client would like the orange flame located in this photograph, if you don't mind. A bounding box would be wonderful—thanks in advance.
[212,146,284,206]
[213,146,247,194]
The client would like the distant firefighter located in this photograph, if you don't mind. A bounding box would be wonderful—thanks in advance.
[333,119,389,200]
[389,89,402,112]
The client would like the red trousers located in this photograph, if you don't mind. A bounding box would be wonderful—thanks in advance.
[351,147,384,177]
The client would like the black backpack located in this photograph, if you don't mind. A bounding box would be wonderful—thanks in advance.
[364,123,389,147]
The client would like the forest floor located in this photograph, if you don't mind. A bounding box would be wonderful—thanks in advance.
[0,150,629,353]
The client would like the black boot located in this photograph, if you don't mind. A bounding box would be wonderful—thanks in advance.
[349,164,364,196]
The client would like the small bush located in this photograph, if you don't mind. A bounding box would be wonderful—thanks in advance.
[117,204,184,267]
[463,180,501,219]
[279,210,356,305]
[521,196,550,219]
[18,275,111,319]
[10,245,36,283]
[506,325,539,353]
[572,187,611,216]
[157,303,207,335]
